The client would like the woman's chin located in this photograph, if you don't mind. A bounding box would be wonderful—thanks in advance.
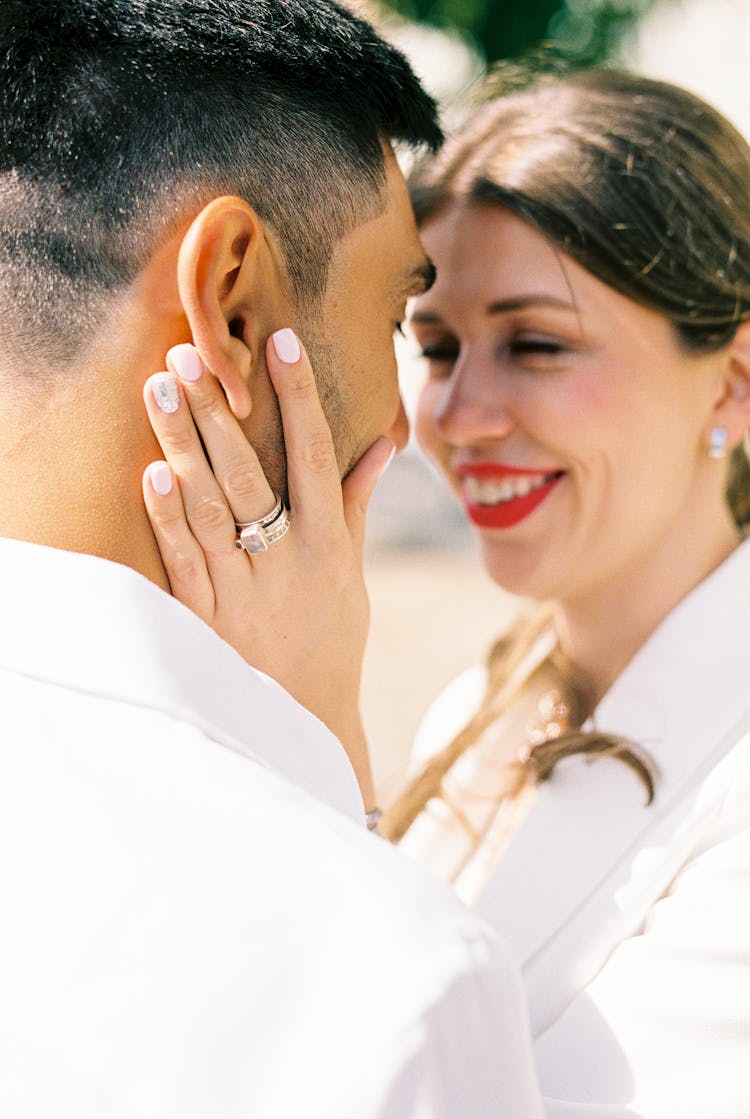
[477,534,565,603]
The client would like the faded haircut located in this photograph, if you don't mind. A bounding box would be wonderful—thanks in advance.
[0,0,442,366]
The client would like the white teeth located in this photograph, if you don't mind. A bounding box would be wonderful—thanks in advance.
[463,474,555,506]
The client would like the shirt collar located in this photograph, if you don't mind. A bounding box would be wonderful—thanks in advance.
[0,537,363,822]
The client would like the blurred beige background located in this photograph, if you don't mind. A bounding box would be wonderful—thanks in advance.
[362,547,520,800]
[358,439,522,801]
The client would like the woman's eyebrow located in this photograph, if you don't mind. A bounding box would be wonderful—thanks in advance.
[487,295,577,314]
[408,308,443,325]
[409,293,577,326]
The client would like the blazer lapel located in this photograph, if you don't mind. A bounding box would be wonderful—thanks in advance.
[475,539,750,1035]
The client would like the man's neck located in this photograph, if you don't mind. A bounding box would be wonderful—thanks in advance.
[0,350,171,591]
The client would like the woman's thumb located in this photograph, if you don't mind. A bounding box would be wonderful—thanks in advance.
[342,436,397,547]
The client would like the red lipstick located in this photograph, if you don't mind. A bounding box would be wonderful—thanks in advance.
[458,463,565,530]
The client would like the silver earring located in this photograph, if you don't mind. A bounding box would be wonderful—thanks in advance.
[708,427,728,459]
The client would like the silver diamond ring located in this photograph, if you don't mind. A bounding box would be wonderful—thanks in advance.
[235,495,290,555]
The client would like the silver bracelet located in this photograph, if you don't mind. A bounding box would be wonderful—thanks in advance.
[366,807,382,832]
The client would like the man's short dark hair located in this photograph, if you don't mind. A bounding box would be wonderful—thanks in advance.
[0,0,442,364]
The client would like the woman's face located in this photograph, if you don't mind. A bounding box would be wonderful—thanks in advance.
[412,204,726,606]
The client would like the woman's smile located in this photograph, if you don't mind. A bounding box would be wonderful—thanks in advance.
[457,462,567,529]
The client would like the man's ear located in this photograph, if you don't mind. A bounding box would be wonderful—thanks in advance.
[177,196,269,419]
[710,320,750,449]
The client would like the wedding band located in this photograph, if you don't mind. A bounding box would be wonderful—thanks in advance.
[235,495,290,555]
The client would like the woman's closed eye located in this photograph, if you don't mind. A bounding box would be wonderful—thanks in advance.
[510,335,564,353]
[413,331,460,367]
[507,335,565,358]
[415,332,572,374]
[421,342,459,362]
[420,338,566,365]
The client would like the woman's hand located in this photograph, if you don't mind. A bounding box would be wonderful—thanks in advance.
[141,330,395,811]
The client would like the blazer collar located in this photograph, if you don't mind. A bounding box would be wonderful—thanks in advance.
[0,538,363,822]
[594,536,750,792]
[476,538,750,1016]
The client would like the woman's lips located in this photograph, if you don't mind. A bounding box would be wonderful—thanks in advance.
[457,464,566,529]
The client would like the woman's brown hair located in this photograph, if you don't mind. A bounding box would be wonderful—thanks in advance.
[382,69,750,844]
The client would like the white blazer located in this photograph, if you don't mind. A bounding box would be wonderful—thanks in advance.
[413,539,750,1118]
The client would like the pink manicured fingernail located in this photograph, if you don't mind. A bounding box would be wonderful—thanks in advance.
[149,461,173,496]
[169,344,203,382]
[271,328,301,364]
[151,373,179,414]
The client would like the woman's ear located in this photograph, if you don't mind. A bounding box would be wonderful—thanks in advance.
[710,319,750,449]
[177,196,267,419]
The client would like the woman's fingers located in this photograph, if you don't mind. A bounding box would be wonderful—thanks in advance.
[266,329,343,531]
[146,330,394,578]
[141,460,216,621]
[266,328,399,554]
[166,344,277,528]
[143,370,239,564]
[144,343,284,591]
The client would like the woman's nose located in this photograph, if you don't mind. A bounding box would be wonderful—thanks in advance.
[433,356,515,446]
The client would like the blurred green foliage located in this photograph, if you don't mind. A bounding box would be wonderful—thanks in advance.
[383,0,661,64]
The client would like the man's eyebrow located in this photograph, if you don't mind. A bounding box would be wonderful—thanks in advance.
[399,258,436,298]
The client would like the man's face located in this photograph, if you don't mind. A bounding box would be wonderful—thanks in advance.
[248,146,434,492]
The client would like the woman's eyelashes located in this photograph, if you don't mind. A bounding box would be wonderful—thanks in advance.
[507,336,565,358]
[420,340,459,364]
[416,333,567,371]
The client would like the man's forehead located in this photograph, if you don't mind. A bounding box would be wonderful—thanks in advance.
[326,176,433,298]
[378,156,436,296]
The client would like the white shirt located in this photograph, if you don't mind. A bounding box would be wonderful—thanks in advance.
[0,538,542,1118]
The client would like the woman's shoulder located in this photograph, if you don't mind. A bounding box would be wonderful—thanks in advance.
[409,664,489,771]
